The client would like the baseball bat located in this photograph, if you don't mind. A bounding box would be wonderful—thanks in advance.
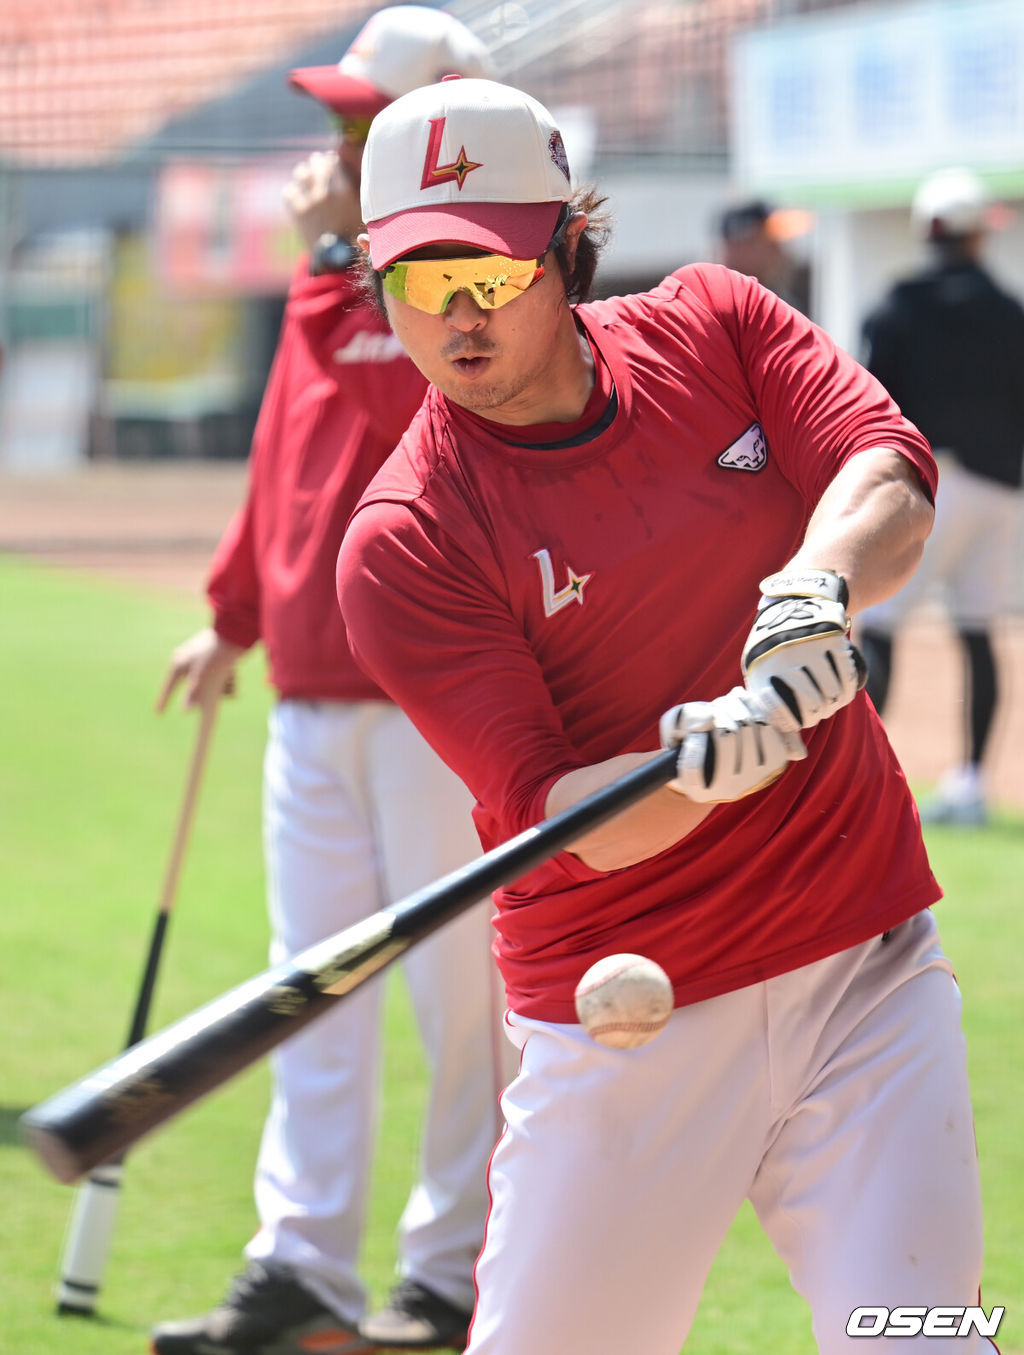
[54,690,222,1316]
[22,746,680,1185]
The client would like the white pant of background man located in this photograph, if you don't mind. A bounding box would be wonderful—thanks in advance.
[246,700,513,1324]
[861,456,1020,636]
[857,454,1022,823]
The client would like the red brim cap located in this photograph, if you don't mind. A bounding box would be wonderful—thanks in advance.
[367,200,563,270]
[287,66,392,117]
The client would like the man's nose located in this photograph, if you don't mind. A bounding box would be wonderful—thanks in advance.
[444,288,489,329]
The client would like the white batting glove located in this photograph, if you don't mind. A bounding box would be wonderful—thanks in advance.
[741,569,867,734]
[659,686,807,803]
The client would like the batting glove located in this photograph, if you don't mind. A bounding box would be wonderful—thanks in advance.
[741,569,867,734]
[659,686,807,803]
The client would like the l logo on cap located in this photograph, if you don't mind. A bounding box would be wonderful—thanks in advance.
[420,117,482,191]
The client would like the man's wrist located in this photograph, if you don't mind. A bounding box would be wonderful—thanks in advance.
[309,233,358,276]
[757,568,849,607]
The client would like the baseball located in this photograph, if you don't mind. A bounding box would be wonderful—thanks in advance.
[574,953,674,1050]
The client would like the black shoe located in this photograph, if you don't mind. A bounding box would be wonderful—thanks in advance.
[149,1259,370,1354]
[359,1279,473,1350]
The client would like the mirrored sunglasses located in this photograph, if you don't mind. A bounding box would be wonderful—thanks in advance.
[328,112,374,145]
[379,252,546,314]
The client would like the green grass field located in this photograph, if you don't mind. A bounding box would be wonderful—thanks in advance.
[2,556,1021,1355]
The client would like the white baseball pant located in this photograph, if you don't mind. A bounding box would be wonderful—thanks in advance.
[468,909,992,1355]
[244,700,514,1323]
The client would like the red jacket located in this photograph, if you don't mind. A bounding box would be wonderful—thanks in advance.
[208,260,427,700]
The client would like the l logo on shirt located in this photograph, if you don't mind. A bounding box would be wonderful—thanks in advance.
[533,549,592,617]
[717,422,768,473]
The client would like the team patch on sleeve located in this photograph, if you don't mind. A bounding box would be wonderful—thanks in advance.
[717,423,768,473]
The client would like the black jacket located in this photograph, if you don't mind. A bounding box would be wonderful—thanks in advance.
[862,259,1024,488]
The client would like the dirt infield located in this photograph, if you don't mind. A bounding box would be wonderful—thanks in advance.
[2,461,1022,812]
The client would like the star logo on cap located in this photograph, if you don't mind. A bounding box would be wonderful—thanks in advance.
[432,144,481,189]
[421,117,482,192]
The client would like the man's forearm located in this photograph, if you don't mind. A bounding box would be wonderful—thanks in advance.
[545,755,713,873]
[787,447,934,616]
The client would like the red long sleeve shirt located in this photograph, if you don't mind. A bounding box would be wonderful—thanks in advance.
[337,264,941,1020]
[207,261,427,700]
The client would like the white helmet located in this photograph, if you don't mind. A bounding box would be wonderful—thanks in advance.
[911,167,989,238]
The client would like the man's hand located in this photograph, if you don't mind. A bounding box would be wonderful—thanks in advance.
[741,569,867,733]
[156,627,242,714]
[282,150,363,252]
[659,686,807,803]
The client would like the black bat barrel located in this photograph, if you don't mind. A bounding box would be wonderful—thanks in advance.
[21,749,678,1183]
[21,964,343,1183]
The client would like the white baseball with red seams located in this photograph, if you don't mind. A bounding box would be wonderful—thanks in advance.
[573,953,674,1049]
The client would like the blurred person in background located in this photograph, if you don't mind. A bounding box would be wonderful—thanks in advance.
[858,167,1024,826]
[717,198,812,316]
[150,9,512,1354]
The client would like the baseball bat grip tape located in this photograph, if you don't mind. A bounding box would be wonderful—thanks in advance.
[21,747,679,1184]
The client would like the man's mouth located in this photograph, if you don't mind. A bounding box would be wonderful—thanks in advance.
[451,354,490,376]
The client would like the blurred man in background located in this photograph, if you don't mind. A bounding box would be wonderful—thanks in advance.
[151,10,511,1354]
[717,198,812,316]
[858,167,1024,825]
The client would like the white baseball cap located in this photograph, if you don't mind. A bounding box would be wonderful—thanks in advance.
[361,76,573,269]
[911,167,990,238]
[289,6,491,117]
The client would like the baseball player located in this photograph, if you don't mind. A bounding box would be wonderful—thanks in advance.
[335,79,997,1354]
[858,167,1024,825]
[151,16,513,1355]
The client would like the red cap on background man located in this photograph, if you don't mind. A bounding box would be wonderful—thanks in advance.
[289,5,491,117]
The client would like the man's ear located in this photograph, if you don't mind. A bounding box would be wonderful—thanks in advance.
[563,212,588,269]
[357,233,371,256]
